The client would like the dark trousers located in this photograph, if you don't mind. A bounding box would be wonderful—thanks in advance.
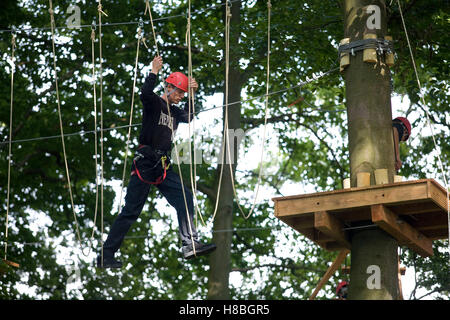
[102,168,198,256]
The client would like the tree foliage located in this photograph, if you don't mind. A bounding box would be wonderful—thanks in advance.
[0,0,448,300]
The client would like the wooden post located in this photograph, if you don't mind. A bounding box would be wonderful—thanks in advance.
[309,250,350,300]
[342,0,399,299]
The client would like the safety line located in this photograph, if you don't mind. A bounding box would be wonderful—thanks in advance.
[397,0,450,261]
[115,20,144,218]
[185,1,206,228]
[0,0,244,35]
[88,21,100,255]
[0,67,340,147]
[0,225,288,248]
[97,0,108,266]
[210,1,233,222]
[241,0,272,220]
[4,31,16,261]
[48,0,84,254]
[145,0,197,256]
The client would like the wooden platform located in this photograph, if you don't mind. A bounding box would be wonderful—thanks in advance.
[272,179,449,257]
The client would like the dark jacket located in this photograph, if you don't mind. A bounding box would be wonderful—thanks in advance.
[139,72,194,151]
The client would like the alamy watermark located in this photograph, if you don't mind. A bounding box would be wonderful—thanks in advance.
[170,128,277,178]
[66,5,81,29]
[366,264,381,289]
[366,5,381,30]
[65,259,82,295]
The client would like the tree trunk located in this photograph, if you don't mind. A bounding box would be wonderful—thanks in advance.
[207,1,242,300]
[342,0,399,299]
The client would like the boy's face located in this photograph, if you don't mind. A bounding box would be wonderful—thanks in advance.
[401,128,409,141]
[168,85,186,105]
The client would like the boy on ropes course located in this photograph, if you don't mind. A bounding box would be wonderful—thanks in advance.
[97,56,216,268]
[392,117,411,171]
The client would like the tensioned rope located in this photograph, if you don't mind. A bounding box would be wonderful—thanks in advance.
[217,0,292,221]
[228,0,272,220]
[210,1,233,222]
[48,0,84,254]
[0,0,243,35]
[396,0,450,261]
[0,225,288,248]
[115,19,144,216]
[145,0,197,256]
[97,0,107,267]
[185,1,205,229]
[4,31,16,262]
[0,68,340,147]
[47,0,107,258]
[88,21,100,257]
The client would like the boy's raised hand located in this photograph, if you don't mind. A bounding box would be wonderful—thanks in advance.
[151,56,163,74]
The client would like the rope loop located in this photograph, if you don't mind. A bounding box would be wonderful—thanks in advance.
[97,3,108,17]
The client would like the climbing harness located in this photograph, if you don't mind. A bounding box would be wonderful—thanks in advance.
[131,146,171,185]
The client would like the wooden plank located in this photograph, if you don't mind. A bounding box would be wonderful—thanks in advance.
[314,211,351,249]
[274,180,429,218]
[309,250,350,300]
[428,179,449,212]
[423,230,449,241]
[280,215,315,229]
[3,259,19,268]
[371,204,433,257]
[272,179,432,202]
[391,202,443,216]
[325,242,348,251]
[293,228,334,250]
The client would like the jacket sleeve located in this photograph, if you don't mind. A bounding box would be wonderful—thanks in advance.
[140,72,160,109]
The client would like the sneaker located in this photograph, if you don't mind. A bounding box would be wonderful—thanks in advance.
[182,241,217,260]
[96,254,123,269]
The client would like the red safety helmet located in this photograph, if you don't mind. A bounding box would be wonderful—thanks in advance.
[165,72,188,93]
[336,281,348,295]
[394,117,411,141]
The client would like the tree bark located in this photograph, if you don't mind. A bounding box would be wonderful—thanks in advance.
[342,0,399,300]
[207,0,242,300]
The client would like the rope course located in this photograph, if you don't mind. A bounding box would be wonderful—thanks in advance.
[0,0,244,34]
[3,30,18,269]
[144,0,198,257]
[0,225,288,248]
[185,0,204,229]
[88,20,100,258]
[229,0,272,220]
[396,0,450,260]
[97,0,108,267]
[47,0,85,255]
[0,68,341,147]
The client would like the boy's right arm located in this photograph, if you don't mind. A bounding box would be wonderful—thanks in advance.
[140,72,158,106]
[140,56,163,107]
